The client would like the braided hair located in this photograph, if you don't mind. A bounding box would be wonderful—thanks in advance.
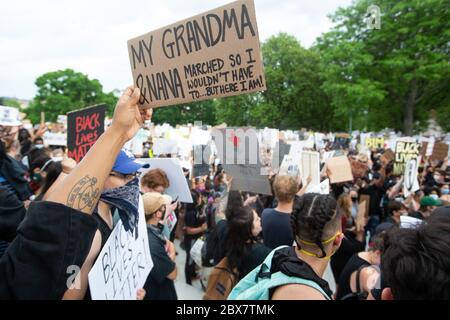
[291,193,340,258]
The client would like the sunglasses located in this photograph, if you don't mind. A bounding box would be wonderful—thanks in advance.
[109,171,141,180]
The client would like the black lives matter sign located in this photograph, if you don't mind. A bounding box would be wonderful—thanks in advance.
[67,104,106,163]
[127,0,266,108]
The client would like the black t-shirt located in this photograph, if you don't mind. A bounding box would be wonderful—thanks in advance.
[0,201,98,299]
[184,191,204,249]
[237,243,271,280]
[336,253,371,299]
[330,231,366,281]
[143,224,177,300]
[261,208,294,249]
[360,185,383,217]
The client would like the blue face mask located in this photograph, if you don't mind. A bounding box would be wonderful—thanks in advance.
[430,194,439,200]
[100,178,140,238]
[442,188,449,195]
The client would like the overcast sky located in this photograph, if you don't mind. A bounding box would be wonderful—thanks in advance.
[0,0,353,100]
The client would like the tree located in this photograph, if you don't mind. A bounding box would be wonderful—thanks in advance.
[317,0,450,135]
[152,99,217,126]
[26,69,118,124]
[257,33,335,131]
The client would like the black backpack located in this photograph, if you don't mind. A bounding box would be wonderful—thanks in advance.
[339,264,370,300]
[202,203,221,267]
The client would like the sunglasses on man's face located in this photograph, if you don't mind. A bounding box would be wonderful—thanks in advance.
[109,171,141,180]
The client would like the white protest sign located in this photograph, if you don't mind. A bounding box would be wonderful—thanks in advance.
[137,158,193,203]
[0,105,21,126]
[279,155,300,178]
[152,138,179,155]
[288,141,305,164]
[400,215,423,229]
[403,157,421,198]
[88,197,153,300]
[43,132,67,146]
[300,151,320,187]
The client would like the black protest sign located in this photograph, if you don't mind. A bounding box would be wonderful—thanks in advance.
[127,0,266,108]
[67,104,106,163]
[223,163,272,195]
[393,141,420,176]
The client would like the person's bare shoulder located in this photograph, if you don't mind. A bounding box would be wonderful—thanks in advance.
[272,284,327,300]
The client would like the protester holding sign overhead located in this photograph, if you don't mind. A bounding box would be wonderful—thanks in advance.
[0,86,151,299]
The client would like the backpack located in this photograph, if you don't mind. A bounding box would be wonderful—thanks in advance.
[339,264,370,300]
[228,246,332,300]
[203,257,239,300]
[202,204,221,267]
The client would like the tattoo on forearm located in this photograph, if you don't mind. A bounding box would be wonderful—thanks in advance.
[67,175,100,211]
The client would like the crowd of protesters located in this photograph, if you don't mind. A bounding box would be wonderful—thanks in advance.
[0,87,449,300]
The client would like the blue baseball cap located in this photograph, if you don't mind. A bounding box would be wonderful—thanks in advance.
[112,149,149,174]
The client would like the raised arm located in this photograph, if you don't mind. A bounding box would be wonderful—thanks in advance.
[46,86,151,214]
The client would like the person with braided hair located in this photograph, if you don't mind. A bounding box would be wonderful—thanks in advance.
[271,193,344,300]
[228,193,343,300]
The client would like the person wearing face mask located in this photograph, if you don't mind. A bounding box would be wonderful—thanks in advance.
[63,148,148,300]
[441,184,450,203]
[142,192,178,300]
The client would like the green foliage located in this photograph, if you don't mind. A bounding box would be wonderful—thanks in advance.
[24,1,449,133]
[26,69,118,124]
[316,0,450,134]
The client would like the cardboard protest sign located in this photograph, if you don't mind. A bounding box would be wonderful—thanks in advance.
[326,156,354,184]
[128,0,266,108]
[380,149,395,166]
[137,158,193,203]
[67,104,106,163]
[394,141,420,176]
[223,163,272,195]
[403,157,420,198]
[356,198,368,232]
[88,197,153,300]
[300,151,320,187]
[365,137,384,149]
[431,142,449,161]
[420,141,428,158]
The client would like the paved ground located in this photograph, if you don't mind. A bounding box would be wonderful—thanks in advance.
[173,239,205,300]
